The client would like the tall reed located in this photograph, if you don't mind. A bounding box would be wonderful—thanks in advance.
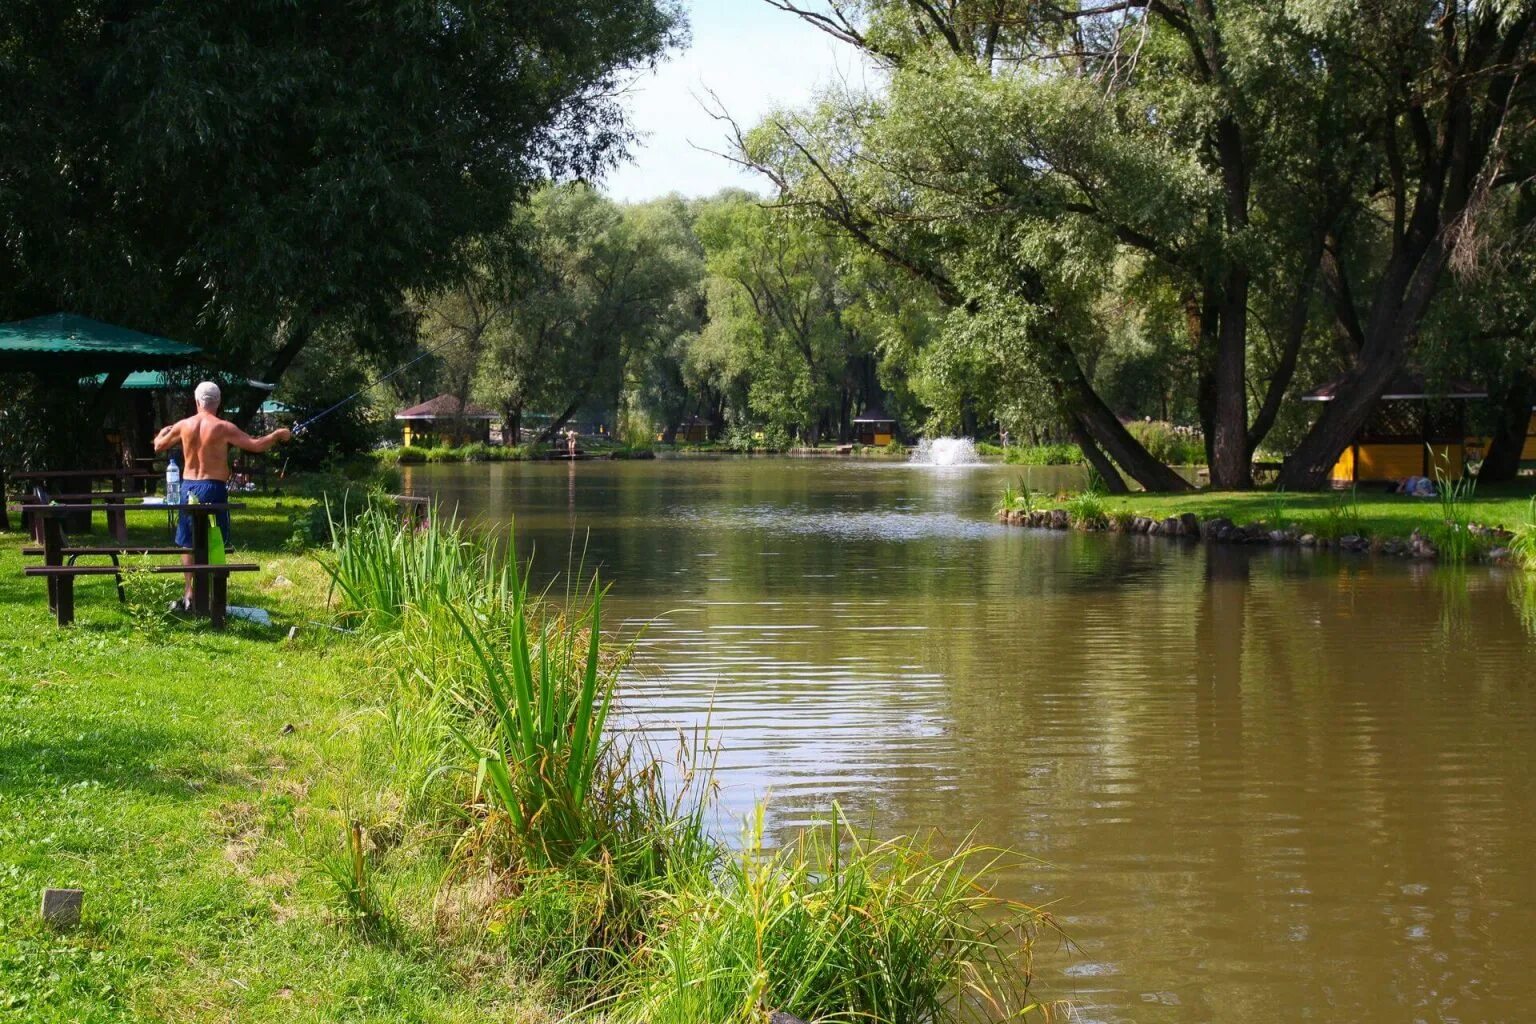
[606,806,1051,1024]
[1431,449,1478,563]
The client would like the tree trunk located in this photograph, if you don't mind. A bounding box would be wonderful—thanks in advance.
[1208,279,1252,489]
[233,322,314,429]
[536,398,583,443]
[1480,376,1533,483]
[1278,245,1442,489]
[1068,416,1129,494]
[1051,337,1193,492]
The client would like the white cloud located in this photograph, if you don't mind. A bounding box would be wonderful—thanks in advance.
[601,0,870,202]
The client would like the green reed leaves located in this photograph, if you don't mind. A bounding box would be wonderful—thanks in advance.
[322,505,1051,1021]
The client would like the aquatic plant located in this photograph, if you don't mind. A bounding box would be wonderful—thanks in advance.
[997,480,1035,516]
[1431,450,1481,563]
[329,507,1055,1013]
[1063,491,1108,530]
[605,805,1050,1024]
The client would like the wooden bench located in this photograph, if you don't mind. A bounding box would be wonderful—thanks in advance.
[20,544,191,603]
[24,563,258,628]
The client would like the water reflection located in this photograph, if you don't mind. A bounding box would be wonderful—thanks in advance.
[406,458,1536,1024]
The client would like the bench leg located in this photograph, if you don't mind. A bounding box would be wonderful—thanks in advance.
[210,573,227,630]
[56,575,74,627]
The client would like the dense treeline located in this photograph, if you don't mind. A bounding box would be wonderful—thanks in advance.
[739,0,1536,490]
[5,1,1536,490]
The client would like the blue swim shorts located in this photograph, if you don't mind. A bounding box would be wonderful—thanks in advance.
[175,479,232,550]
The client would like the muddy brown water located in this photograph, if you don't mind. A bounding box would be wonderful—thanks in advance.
[404,457,1536,1024]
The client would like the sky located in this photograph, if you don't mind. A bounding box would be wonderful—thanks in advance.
[601,0,871,202]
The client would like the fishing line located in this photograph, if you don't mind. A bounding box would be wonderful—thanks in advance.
[290,334,469,436]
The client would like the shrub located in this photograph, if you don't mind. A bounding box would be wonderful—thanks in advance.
[1124,420,1205,465]
[1004,443,1083,466]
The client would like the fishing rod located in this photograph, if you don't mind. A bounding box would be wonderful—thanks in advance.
[290,335,467,436]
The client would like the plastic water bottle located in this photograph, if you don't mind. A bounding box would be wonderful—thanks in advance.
[166,456,182,505]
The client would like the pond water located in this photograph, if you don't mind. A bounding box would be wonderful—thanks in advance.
[403,457,1536,1024]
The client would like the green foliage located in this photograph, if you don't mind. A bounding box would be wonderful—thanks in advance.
[997,479,1035,515]
[1431,450,1481,563]
[722,423,792,453]
[1512,498,1536,572]
[1124,421,1205,466]
[1064,491,1108,530]
[1312,486,1367,541]
[1004,443,1084,466]
[0,0,682,402]
[315,822,396,941]
[694,196,878,441]
[607,807,1047,1024]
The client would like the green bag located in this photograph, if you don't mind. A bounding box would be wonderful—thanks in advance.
[187,492,227,565]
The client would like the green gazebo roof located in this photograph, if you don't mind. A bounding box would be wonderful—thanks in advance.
[0,313,201,372]
[80,370,176,390]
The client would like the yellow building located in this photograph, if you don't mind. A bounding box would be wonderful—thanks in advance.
[395,394,496,447]
[1303,375,1485,485]
[852,406,897,446]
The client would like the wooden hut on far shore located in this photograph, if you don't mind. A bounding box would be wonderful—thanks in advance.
[1303,374,1485,484]
[852,405,897,446]
[395,394,495,447]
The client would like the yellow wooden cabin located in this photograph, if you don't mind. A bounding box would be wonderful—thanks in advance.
[1303,375,1486,485]
[852,406,897,447]
[395,394,496,447]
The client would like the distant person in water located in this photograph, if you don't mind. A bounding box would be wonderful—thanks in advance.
[153,381,292,610]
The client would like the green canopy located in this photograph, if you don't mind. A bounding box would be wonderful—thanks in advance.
[0,313,201,373]
[80,370,175,390]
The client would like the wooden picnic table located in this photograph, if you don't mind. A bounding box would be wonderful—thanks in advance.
[12,468,162,536]
[21,501,252,628]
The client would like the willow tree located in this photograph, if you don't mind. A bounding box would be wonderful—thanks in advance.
[750,0,1536,490]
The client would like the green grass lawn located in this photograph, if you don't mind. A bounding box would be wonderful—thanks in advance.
[0,498,551,1023]
[1012,479,1536,540]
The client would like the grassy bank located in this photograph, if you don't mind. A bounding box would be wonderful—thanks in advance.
[998,479,1536,564]
[0,493,1053,1022]
[0,497,553,1022]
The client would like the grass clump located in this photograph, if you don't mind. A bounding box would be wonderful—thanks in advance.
[1429,450,1484,563]
[1063,492,1108,530]
[1123,420,1206,466]
[1512,497,1536,571]
[606,807,1049,1024]
[996,480,1036,516]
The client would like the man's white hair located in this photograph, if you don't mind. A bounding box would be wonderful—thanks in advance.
[194,381,221,410]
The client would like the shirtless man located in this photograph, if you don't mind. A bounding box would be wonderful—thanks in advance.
[153,381,292,609]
